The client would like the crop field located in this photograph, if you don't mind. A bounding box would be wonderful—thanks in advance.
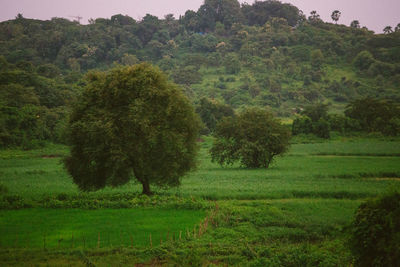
[0,138,400,266]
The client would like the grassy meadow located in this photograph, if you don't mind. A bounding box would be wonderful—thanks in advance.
[0,137,400,265]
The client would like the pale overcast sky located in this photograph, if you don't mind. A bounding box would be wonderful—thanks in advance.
[0,0,399,33]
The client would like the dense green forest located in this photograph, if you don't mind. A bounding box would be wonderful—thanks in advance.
[1,0,400,147]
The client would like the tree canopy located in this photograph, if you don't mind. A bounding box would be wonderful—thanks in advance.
[210,108,290,168]
[64,63,201,195]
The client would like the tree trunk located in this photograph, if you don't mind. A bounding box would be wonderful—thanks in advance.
[141,180,152,196]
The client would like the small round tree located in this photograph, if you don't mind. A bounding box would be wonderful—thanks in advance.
[64,63,200,195]
[210,108,290,168]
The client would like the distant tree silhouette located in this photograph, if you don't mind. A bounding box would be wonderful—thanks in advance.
[350,20,360,29]
[308,10,321,23]
[383,26,393,34]
[331,10,341,24]
[395,23,400,32]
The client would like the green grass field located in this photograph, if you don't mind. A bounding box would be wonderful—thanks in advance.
[0,208,205,249]
[0,138,399,265]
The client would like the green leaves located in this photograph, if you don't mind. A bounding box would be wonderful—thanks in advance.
[211,108,290,168]
[350,192,400,266]
[65,63,200,194]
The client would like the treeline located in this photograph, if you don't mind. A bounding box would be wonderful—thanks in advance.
[196,96,400,138]
[292,98,400,138]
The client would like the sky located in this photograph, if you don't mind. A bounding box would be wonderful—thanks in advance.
[0,0,399,33]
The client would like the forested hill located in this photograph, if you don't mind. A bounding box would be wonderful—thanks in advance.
[1,0,400,147]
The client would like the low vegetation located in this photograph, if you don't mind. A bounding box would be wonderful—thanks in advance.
[350,192,400,267]
[1,138,399,265]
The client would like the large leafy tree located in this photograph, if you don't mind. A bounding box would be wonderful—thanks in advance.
[197,0,243,31]
[210,108,290,168]
[242,0,300,27]
[64,63,200,195]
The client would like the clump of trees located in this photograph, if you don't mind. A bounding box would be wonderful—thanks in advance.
[64,64,200,195]
[292,98,400,138]
[211,108,290,168]
[349,192,400,267]
[1,1,400,148]
[0,57,76,149]
[292,104,330,138]
[345,97,400,136]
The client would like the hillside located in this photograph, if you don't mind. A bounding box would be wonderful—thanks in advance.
[1,0,400,146]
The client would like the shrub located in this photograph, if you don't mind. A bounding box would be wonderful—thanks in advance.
[211,108,290,168]
[292,104,331,138]
[292,115,312,135]
[349,192,400,267]
[353,50,375,71]
[312,118,330,139]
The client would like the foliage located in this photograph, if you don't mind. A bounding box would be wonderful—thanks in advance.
[224,53,241,74]
[331,10,341,24]
[292,104,330,138]
[345,97,400,135]
[349,192,400,267]
[353,50,375,71]
[350,20,360,29]
[242,0,301,27]
[64,64,200,195]
[1,0,400,145]
[311,49,324,70]
[196,97,235,133]
[0,57,74,148]
[211,108,290,168]
[171,65,203,85]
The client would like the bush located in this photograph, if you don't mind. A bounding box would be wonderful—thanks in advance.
[312,118,330,139]
[353,50,375,71]
[211,108,290,168]
[292,104,331,139]
[368,61,395,76]
[349,192,400,267]
[292,115,312,135]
